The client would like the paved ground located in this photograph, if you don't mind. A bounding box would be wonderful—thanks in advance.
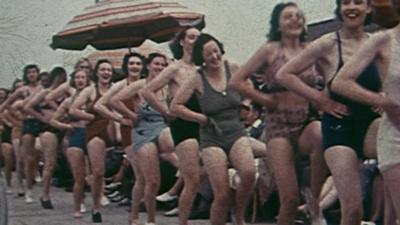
[6,181,276,225]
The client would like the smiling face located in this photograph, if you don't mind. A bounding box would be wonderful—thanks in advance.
[180,28,201,55]
[147,56,166,77]
[340,0,371,28]
[202,40,223,70]
[127,56,144,78]
[278,5,305,39]
[96,62,113,85]
[74,70,89,90]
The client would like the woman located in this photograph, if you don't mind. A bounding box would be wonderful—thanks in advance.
[45,58,93,107]
[110,52,173,225]
[276,1,380,224]
[50,69,91,218]
[24,66,67,209]
[94,52,146,151]
[0,64,42,203]
[230,3,326,225]
[141,26,202,225]
[5,79,25,196]
[0,88,13,193]
[331,0,400,222]
[69,59,114,223]
[171,33,256,225]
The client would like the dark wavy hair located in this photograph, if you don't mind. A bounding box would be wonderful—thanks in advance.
[11,78,23,92]
[22,64,40,85]
[192,33,225,66]
[169,26,199,60]
[92,59,113,83]
[49,66,67,86]
[267,2,306,42]
[142,52,167,78]
[121,52,145,75]
[69,69,91,89]
[335,0,373,25]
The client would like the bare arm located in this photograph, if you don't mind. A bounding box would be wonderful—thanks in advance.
[94,81,125,122]
[331,31,388,107]
[50,98,73,130]
[110,79,146,120]
[69,86,95,121]
[229,44,276,108]
[45,82,74,109]
[170,75,207,125]
[276,37,349,118]
[24,89,48,122]
[142,64,180,116]
[0,88,23,111]
[276,39,329,102]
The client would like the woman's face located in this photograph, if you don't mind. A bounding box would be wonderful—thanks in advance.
[77,61,92,75]
[127,56,143,77]
[27,68,39,83]
[180,28,201,54]
[74,70,89,90]
[202,40,223,70]
[340,0,371,28]
[278,5,305,38]
[96,62,113,84]
[14,81,24,91]
[147,56,166,77]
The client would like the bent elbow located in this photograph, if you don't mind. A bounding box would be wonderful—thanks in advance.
[169,103,180,116]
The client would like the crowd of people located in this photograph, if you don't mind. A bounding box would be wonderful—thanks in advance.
[1,0,400,225]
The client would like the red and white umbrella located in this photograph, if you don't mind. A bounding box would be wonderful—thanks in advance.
[51,0,205,50]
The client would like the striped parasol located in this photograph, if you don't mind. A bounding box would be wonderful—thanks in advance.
[51,0,205,50]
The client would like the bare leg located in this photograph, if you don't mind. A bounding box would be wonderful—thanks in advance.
[1,143,14,188]
[40,132,58,201]
[12,138,24,193]
[129,152,144,225]
[363,118,380,159]
[87,137,106,212]
[266,137,299,225]
[298,121,327,200]
[382,164,400,224]
[66,147,86,217]
[136,143,161,224]
[201,147,230,225]
[325,147,363,225]
[175,139,200,225]
[229,137,256,225]
[158,128,179,168]
[21,134,36,197]
[370,174,384,223]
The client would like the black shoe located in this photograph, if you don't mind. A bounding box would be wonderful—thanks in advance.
[92,211,102,223]
[40,198,54,209]
[189,209,209,220]
[17,192,25,197]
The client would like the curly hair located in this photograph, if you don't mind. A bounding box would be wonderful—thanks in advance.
[121,52,145,75]
[192,33,225,66]
[22,64,40,85]
[267,2,306,42]
[92,59,113,84]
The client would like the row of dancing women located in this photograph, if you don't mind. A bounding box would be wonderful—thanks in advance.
[2,0,400,225]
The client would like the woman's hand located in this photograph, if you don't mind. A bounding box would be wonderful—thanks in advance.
[315,93,350,118]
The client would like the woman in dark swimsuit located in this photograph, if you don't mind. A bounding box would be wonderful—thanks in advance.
[276,1,380,224]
